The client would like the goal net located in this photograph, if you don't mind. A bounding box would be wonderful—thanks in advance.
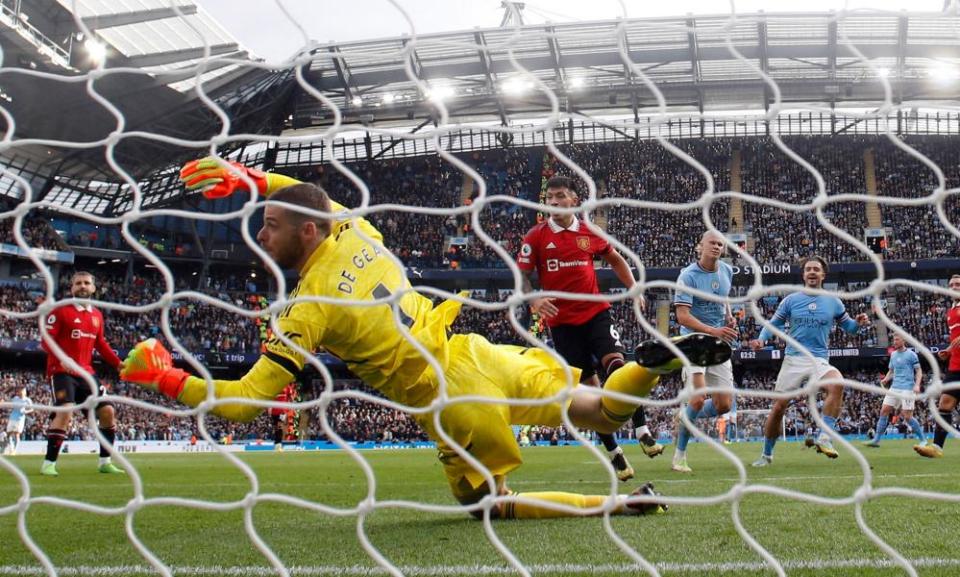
[736,409,785,443]
[2,1,960,576]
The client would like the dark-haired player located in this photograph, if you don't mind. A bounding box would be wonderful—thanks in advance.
[518,175,662,483]
[40,271,125,476]
[749,256,870,466]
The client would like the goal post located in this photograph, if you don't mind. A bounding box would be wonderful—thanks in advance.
[735,408,788,444]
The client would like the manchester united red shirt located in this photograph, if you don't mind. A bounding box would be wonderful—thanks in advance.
[948,302,960,372]
[42,304,123,377]
[517,217,611,327]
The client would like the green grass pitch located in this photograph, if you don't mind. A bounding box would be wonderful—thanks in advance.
[1,439,958,577]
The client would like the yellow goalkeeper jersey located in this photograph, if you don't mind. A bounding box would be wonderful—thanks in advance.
[176,215,462,421]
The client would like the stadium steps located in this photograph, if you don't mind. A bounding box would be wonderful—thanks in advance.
[863,148,883,229]
[526,146,545,202]
[460,173,474,205]
[877,324,890,348]
[729,150,744,234]
[593,180,609,232]
[593,209,608,231]
[876,299,891,347]
[656,299,671,335]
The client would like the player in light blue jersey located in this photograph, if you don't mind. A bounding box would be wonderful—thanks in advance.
[3,388,33,456]
[864,333,925,448]
[749,256,870,466]
[671,231,737,473]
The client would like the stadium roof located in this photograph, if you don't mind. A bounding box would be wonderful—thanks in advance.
[0,0,290,199]
[1,10,960,215]
[294,11,960,127]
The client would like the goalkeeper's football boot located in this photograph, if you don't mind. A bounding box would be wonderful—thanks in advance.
[40,462,58,477]
[611,451,635,482]
[634,333,730,374]
[99,463,125,474]
[751,454,773,467]
[813,435,839,459]
[914,443,943,458]
[639,433,665,458]
[625,482,668,515]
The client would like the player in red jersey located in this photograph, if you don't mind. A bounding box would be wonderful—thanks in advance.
[270,383,297,449]
[518,176,662,483]
[40,271,125,476]
[915,274,960,458]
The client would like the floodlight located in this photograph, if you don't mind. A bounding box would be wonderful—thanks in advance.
[85,39,107,64]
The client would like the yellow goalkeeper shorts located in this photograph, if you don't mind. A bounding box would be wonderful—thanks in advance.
[414,333,582,504]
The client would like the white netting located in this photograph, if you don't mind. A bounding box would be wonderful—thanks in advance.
[2,1,960,576]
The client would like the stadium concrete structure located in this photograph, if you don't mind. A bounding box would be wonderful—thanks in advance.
[2,4,960,201]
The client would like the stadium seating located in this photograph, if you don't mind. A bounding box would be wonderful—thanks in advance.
[6,136,958,269]
[3,135,959,446]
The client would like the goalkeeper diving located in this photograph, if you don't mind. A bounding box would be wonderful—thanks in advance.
[121,157,731,519]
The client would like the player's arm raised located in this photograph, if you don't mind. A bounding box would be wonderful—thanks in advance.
[837,301,870,334]
[180,157,383,243]
[180,157,300,199]
[121,304,325,423]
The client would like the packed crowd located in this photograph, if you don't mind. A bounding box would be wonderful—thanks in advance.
[555,140,730,269]
[738,137,868,265]
[3,267,955,374]
[871,137,960,261]
[450,291,533,347]
[303,135,955,270]
[0,368,427,444]
[308,136,960,267]
[885,283,953,345]
[0,215,68,252]
[310,149,540,269]
[0,271,269,356]
[322,396,428,444]
[4,135,959,272]
[65,227,199,258]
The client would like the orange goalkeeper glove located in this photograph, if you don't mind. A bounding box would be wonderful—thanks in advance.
[179,157,301,199]
[120,338,190,400]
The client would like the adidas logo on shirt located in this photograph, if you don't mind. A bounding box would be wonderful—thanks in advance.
[545,242,557,249]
